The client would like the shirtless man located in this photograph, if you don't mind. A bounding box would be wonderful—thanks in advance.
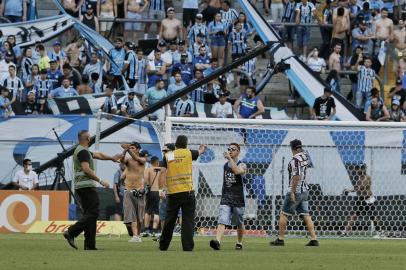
[202,0,222,23]
[141,156,162,237]
[329,43,342,72]
[62,0,83,17]
[66,38,86,70]
[98,0,117,37]
[396,49,406,78]
[392,21,406,73]
[332,7,349,53]
[120,142,147,243]
[159,7,182,43]
[374,8,394,56]
[342,165,383,237]
[124,0,148,41]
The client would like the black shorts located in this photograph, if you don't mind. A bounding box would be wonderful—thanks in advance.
[283,26,295,42]
[145,191,160,215]
[115,195,123,215]
[354,198,377,219]
[183,8,198,28]
[239,77,257,86]
[127,79,137,88]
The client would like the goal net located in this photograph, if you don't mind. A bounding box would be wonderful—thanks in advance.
[153,117,406,238]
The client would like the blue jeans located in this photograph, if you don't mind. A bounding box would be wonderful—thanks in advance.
[281,192,309,216]
[5,15,22,23]
[218,204,245,226]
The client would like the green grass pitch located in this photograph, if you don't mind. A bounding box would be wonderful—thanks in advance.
[1,234,405,270]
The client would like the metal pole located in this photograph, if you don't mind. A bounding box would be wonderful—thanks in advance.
[271,149,277,234]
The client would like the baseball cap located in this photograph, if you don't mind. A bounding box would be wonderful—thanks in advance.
[49,59,57,64]
[196,32,205,38]
[156,78,165,83]
[158,40,166,47]
[181,52,188,57]
[5,52,13,57]
[162,143,175,151]
[167,7,175,12]
[396,79,402,85]
[290,139,303,150]
[392,99,401,106]
[196,13,203,19]
[53,41,61,46]
[140,149,149,157]
[219,92,228,97]
[178,40,186,46]
[130,142,141,149]
[87,4,93,9]
[28,90,36,95]
[125,41,135,49]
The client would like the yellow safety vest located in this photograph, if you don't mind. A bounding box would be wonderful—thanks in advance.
[165,148,193,194]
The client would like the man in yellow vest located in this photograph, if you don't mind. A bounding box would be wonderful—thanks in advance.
[159,135,206,251]
[63,130,122,250]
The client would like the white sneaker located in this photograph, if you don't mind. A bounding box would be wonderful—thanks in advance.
[128,236,142,243]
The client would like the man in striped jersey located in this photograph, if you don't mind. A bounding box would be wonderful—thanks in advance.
[228,22,247,61]
[121,90,142,117]
[239,51,256,95]
[295,0,316,60]
[173,94,194,117]
[187,13,208,45]
[35,69,53,114]
[189,69,206,103]
[356,57,375,109]
[144,0,165,39]
[1,64,23,104]
[270,139,318,246]
[122,42,137,89]
[220,1,238,33]
[101,84,118,115]
[282,0,297,49]
[134,48,148,95]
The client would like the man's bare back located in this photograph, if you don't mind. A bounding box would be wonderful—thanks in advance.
[375,18,393,41]
[355,174,372,198]
[127,0,141,13]
[329,52,341,71]
[144,167,161,191]
[393,28,406,50]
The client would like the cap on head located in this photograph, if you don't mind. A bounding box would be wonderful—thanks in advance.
[87,4,93,9]
[130,142,141,149]
[53,41,61,46]
[196,13,203,19]
[392,99,401,106]
[167,7,175,13]
[290,139,303,150]
[158,40,166,47]
[178,40,186,46]
[162,143,175,151]
[396,79,402,85]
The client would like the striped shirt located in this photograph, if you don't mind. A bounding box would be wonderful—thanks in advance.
[102,95,118,113]
[189,79,206,103]
[228,30,247,55]
[221,8,238,31]
[109,48,126,76]
[135,58,148,84]
[174,98,194,116]
[190,43,211,57]
[282,1,297,22]
[1,76,24,98]
[48,50,66,63]
[187,23,209,44]
[121,96,141,116]
[124,51,137,80]
[149,0,164,11]
[357,66,375,93]
[287,152,310,194]
[21,57,33,78]
[34,79,53,100]
[296,2,315,24]
[241,58,256,79]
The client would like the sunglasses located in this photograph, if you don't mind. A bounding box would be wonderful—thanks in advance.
[128,93,135,96]
[228,148,238,152]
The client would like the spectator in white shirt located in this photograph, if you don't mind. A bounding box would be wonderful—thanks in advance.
[12,159,39,190]
[211,92,233,118]
[1,64,23,104]
[306,47,326,75]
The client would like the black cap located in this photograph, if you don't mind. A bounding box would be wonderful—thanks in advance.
[87,4,93,9]
[396,79,402,85]
[158,40,166,47]
[125,42,135,49]
[169,39,177,45]
[5,52,13,57]
[49,59,57,63]
[178,40,186,46]
[130,142,141,149]
[139,150,149,157]
[290,139,303,150]
[219,92,228,97]
[156,78,165,83]
[356,45,364,50]
[196,33,205,38]
[162,143,175,151]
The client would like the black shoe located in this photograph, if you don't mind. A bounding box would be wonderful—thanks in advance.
[306,240,319,246]
[235,243,243,250]
[84,247,98,250]
[63,231,78,250]
[270,238,285,246]
[209,239,221,250]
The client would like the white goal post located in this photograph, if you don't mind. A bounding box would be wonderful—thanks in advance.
[156,117,406,238]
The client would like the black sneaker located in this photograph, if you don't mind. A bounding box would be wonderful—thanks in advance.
[235,243,243,250]
[270,238,285,246]
[63,231,78,250]
[84,247,98,250]
[305,240,319,246]
[209,239,221,250]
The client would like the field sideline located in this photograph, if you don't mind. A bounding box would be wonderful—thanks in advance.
[1,234,405,270]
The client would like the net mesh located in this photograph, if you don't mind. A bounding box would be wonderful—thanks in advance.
[152,119,406,238]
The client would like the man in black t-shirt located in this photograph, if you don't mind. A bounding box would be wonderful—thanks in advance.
[310,87,336,120]
[389,79,406,106]
[210,143,247,251]
[22,91,39,115]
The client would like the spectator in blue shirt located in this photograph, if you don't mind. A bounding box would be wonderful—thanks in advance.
[172,53,194,85]
[0,87,13,118]
[193,46,211,71]
[167,72,187,96]
[142,79,168,121]
[0,0,27,22]
[203,58,219,77]
[208,12,227,67]
[109,37,126,90]
[47,60,63,89]
[50,78,79,98]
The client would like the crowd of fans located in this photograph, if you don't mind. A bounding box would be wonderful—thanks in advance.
[1,0,406,121]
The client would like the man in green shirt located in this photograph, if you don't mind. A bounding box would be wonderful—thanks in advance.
[63,130,122,250]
